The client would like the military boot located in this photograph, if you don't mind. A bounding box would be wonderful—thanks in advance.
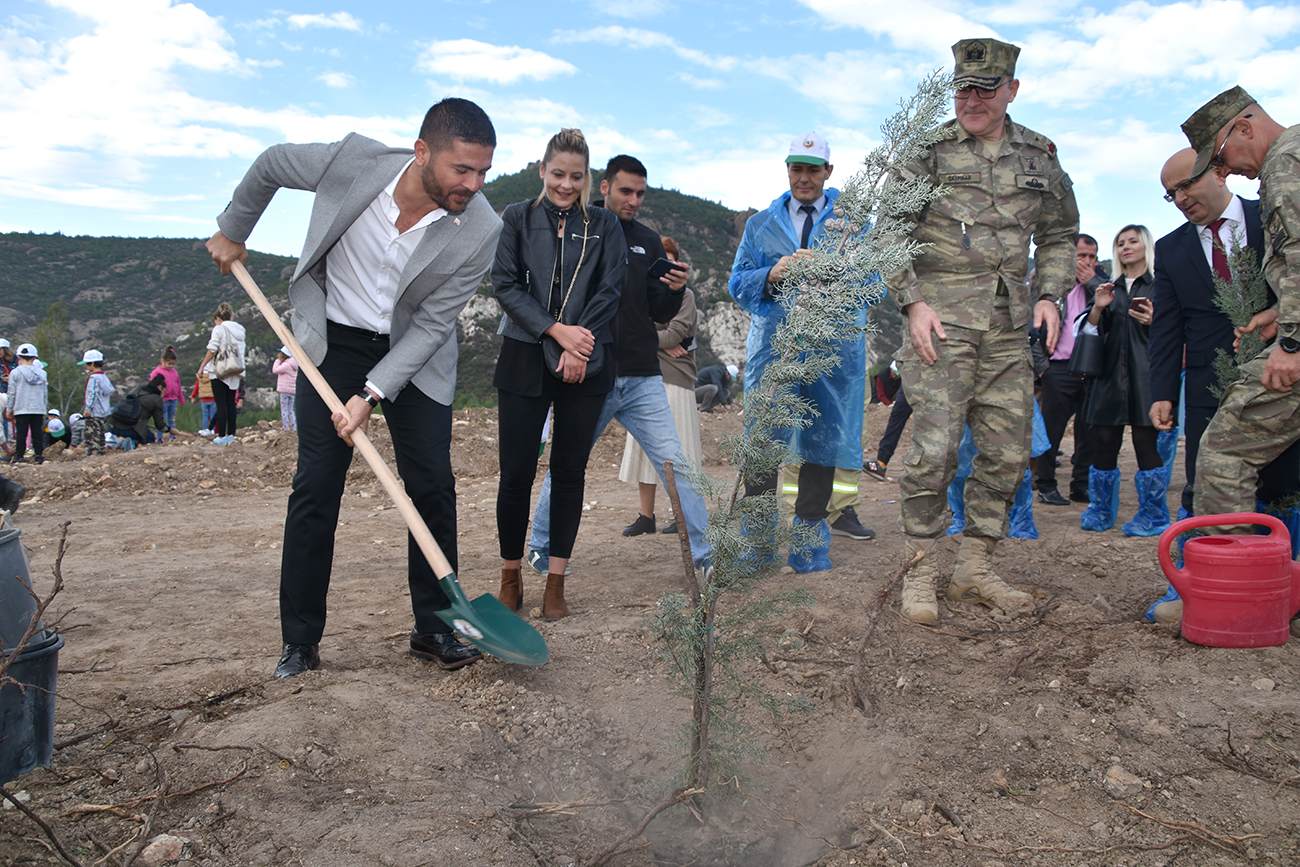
[948,536,1035,617]
[900,536,941,624]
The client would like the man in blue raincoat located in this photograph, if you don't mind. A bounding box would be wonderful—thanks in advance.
[728,132,872,572]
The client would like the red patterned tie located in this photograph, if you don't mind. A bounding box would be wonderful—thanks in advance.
[1207,217,1232,284]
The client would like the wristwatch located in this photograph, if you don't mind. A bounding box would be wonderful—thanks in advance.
[358,391,379,407]
[1279,335,1300,354]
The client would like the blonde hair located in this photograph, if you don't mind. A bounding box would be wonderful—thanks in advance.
[215,302,235,322]
[534,128,591,213]
[1112,224,1155,278]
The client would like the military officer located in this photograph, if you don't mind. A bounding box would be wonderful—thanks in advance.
[1182,87,1300,525]
[889,38,1079,623]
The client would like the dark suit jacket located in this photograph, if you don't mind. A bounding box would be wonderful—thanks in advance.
[1148,197,1265,408]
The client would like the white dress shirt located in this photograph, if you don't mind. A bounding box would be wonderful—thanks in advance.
[324,157,447,398]
[325,157,446,333]
[1199,194,1247,269]
[787,194,826,246]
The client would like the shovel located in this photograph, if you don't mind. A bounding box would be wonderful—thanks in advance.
[229,261,548,666]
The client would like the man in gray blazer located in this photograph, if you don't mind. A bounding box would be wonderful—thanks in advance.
[207,98,504,678]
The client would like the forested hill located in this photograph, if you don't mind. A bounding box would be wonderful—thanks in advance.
[0,167,751,411]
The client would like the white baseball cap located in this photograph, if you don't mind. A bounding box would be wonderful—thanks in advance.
[280,345,292,356]
[16,343,38,358]
[47,419,64,435]
[726,364,740,377]
[786,131,830,166]
[78,349,104,365]
[48,408,60,416]
[69,413,84,423]
[0,339,9,348]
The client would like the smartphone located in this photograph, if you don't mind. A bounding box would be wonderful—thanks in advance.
[648,257,687,280]
[1131,297,1151,311]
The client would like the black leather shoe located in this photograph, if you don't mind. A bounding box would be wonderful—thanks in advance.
[409,630,484,670]
[274,643,320,679]
[1037,489,1070,506]
[1069,490,1090,504]
[622,513,656,537]
[660,521,678,534]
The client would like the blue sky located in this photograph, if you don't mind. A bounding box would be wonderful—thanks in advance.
[3,0,1300,261]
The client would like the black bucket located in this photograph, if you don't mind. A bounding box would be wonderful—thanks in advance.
[1,629,64,784]
[0,525,41,652]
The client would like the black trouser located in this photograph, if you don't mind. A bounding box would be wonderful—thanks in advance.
[1184,402,1300,514]
[1093,424,1160,472]
[875,387,912,465]
[280,323,457,645]
[13,414,43,459]
[1036,360,1094,496]
[496,387,608,561]
[746,462,836,522]
[211,378,239,437]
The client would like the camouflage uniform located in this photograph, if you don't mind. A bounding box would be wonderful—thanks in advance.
[1194,123,1300,520]
[890,113,1079,540]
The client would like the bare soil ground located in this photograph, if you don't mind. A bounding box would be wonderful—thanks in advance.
[2,406,1299,867]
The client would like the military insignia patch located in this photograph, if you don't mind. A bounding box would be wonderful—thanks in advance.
[966,44,986,62]
[1015,175,1047,191]
[1021,156,1044,175]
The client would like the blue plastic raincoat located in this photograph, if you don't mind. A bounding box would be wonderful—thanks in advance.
[728,188,869,469]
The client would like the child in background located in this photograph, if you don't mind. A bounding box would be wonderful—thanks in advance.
[67,412,85,447]
[44,409,68,451]
[190,365,216,435]
[78,349,114,456]
[7,343,49,464]
[150,345,184,440]
[271,346,298,431]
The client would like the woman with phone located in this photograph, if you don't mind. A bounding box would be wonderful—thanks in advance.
[1077,224,1167,536]
[490,128,625,619]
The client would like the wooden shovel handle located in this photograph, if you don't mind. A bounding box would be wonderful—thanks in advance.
[230,260,454,579]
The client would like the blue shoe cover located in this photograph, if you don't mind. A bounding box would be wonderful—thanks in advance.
[1122,467,1171,537]
[788,516,832,573]
[1144,583,1180,622]
[1008,469,1039,540]
[1157,428,1179,468]
[1080,468,1121,532]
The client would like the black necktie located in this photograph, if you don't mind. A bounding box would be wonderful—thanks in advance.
[799,204,816,249]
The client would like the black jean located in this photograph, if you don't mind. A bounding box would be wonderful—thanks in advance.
[279,323,457,645]
[1093,424,1160,472]
[875,387,912,466]
[211,378,239,437]
[13,414,43,459]
[496,386,608,561]
[1036,360,1094,496]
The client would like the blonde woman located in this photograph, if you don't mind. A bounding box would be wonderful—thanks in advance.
[490,129,625,619]
[197,302,245,444]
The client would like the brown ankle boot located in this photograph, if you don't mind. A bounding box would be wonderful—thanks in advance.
[497,567,522,612]
[542,573,570,620]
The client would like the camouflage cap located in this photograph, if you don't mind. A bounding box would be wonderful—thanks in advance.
[952,38,1020,90]
[1182,85,1256,178]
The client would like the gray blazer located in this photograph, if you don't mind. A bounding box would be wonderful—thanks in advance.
[216,133,503,404]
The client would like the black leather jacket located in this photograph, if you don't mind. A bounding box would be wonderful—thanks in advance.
[492,198,625,350]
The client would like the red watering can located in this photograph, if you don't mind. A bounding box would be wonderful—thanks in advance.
[1158,513,1300,648]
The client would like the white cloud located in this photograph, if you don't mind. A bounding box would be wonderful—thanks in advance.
[796,0,987,55]
[317,71,353,88]
[591,0,675,18]
[554,26,737,71]
[416,39,576,84]
[286,12,362,31]
[676,72,723,90]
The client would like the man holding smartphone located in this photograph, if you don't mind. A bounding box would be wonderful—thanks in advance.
[522,155,716,583]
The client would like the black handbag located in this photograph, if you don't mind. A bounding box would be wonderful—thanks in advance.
[1067,330,1104,378]
[542,335,604,379]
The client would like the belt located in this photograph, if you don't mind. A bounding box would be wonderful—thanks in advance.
[327,320,389,341]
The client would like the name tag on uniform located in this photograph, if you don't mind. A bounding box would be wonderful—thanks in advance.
[1015,175,1048,191]
[940,172,979,184]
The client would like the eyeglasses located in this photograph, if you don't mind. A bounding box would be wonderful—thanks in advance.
[1209,113,1252,169]
[1163,177,1198,202]
[955,83,1003,100]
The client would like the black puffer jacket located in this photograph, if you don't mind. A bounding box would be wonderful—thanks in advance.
[492,198,625,357]
[1081,270,1155,427]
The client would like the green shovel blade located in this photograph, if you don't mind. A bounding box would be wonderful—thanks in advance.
[434,572,549,666]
